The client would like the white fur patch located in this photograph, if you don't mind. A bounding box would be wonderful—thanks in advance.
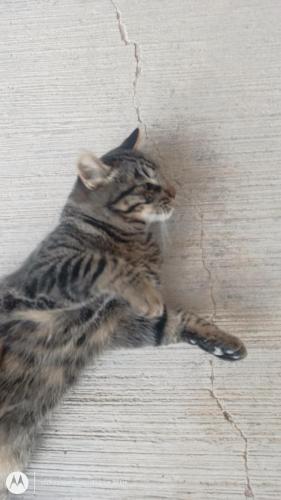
[144,209,173,223]
[213,347,224,356]
[189,338,197,345]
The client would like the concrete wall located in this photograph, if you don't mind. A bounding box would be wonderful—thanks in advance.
[0,1,280,498]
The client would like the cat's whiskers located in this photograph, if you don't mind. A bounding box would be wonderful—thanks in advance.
[155,210,172,253]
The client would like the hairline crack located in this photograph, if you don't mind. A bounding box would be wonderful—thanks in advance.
[193,206,217,321]
[209,360,255,499]
[110,0,148,137]
[110,0,172,172]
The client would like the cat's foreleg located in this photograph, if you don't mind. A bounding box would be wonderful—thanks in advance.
[155,308,247,360]
[12,296,246,363]
[62,297,246,361]
[53,299,247,360]
[104,295,246,361]
[99,303,246,361]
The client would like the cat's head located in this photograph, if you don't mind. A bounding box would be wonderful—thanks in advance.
[75,128,176,225]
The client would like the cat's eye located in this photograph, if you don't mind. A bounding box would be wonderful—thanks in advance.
[145,183,161,192]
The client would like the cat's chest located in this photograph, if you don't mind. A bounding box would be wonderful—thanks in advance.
[113,239,161,269]
[98,241,161,290]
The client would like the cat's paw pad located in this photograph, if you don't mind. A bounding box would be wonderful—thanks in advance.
[184,329,247,361]
[212,344,246,360]
[213,334,247,360]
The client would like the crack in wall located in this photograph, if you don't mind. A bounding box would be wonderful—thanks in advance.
[195,207,217,321]
[110,0,148,137]
[110,0,168,170]
[209,360,255,499]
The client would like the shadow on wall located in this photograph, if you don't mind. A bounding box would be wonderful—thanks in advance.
[146,125,231,317]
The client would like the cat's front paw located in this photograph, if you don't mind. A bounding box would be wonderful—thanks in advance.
[183,327,247,361]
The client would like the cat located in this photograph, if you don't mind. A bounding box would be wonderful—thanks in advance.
[0,128,246,496]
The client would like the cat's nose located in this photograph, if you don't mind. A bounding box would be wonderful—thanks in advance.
[165,183,176,199]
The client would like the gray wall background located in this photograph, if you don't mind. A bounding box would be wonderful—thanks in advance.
[0,1,280,498]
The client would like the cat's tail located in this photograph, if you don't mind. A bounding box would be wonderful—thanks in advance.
[0,425,36,499]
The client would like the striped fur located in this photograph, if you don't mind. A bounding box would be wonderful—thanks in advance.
[0,129,246,496]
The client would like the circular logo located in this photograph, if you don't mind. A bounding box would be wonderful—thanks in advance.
[6,471,29,494]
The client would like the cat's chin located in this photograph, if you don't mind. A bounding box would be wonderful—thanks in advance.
[143,209,174,224]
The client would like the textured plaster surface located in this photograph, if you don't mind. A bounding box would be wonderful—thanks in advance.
[0,1,280,498]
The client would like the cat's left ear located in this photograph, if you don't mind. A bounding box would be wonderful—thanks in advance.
[77,153,112,189]
[120,128,141,150]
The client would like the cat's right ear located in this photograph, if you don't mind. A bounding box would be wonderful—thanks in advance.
[77,153,112,190]
[120,128,141,150]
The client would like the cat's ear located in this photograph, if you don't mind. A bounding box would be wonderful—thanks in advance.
[120,128,141,150]
[77,153,112,189]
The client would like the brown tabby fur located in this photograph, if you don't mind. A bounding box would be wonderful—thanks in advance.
[0,128,246,497]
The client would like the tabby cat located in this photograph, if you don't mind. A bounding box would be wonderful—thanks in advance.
[0,128,246,496]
